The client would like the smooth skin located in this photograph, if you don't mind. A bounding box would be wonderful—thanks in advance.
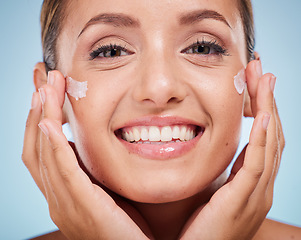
[25,60,299,240]
[22,0,300,239]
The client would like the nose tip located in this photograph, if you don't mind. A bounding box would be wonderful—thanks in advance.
[132,61,187,109]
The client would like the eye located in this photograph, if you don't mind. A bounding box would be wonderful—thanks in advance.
[188,45,211,54]
[90,44,132,60]
[182,40,228,56]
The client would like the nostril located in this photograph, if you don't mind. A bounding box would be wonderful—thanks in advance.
[167,97,182,104]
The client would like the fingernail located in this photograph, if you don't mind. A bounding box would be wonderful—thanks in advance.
[262,114,271,130]
[38,122,49,139]
[38,88,46,104]
[270,75,276,92]
[256,60,262,78]
[47,71,55,86]
[31,92,38,109]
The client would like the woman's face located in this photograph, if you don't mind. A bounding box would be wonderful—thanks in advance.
[58,0,247,203]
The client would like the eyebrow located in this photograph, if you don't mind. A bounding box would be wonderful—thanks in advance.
[78,13,140,37]
[78,9,231,38]
[179,9,231,29]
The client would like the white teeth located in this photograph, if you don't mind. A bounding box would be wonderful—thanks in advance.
[149,126,161,141]
[141,127,149,141]
[127,131,135,142]
[179,126,187,141]
[172,125,180,139]
[161,126,172,142]
[133,127,140,142]
[122,125,197,143]
[185,129,191,141]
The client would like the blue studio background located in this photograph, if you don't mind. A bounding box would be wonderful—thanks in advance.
[0,1,300,239]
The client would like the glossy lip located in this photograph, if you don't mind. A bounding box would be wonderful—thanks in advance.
[114,115,205,160]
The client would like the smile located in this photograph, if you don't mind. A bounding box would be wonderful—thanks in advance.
[121,125,198,144]
[114,116,205,160]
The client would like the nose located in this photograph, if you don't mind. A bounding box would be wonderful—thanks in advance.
[132,51,187,109]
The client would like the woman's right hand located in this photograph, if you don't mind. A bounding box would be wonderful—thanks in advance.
[22,70,152,240]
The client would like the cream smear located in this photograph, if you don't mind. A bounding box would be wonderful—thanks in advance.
[234,68,246,95]
[66,76,88,100]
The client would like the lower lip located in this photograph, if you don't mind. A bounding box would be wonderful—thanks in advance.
[117,132,203,160]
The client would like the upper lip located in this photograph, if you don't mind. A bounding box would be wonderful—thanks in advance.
[114,115,204,131]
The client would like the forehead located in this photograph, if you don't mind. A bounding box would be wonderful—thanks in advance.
[64,0,241,34]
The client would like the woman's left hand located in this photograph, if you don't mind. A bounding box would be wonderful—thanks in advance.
[179,59,285,240]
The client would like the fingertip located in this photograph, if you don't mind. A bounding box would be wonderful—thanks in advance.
[262,113,271,131]
[38,87,46,105]
[48,70,66,107]
[31,92,41,110]
[245,59,261,97]
[38,121,49,139]
[270,75,276,93]
[254,51,261,61]
[47,71,55,86]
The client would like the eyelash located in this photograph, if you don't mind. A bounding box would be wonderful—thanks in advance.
[89,39,229,60]
[181,39,229,56]
[90,44,132,60]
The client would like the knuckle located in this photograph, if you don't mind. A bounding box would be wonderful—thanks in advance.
[250,139,266,149]
[51,139,69,154]
[258,140,267,148]
[51,142,63,154]
[250,169,264,180]
[59,168,75,181]
[49,210,61,226]
[265,196,273,212]
[244,164,264,180]
[50,137,69,154]
[280,137,286,151]
[21,152,30,167]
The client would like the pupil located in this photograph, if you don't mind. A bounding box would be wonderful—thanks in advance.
[196,45,209,54]
[198,46,205,53]
[104,48,121,58]
[111,49,117,57]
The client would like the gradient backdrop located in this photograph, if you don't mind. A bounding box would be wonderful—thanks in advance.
[1,1,300,239]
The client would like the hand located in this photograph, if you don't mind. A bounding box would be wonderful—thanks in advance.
[22,71,152,240]
[179,59,285,240]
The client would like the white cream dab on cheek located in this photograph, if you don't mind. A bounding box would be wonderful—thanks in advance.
[234,68,246,95]
[66,76,88,101]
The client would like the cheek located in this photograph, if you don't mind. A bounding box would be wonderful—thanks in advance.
[190,68,244,155]
[65,72,132,178]
[210,73,244,143]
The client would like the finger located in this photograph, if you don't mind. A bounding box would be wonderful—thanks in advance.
[38,72,68,205]
[47,70,66,108]
[229,112,270,202]
[22,92,46,196]
[227,145,247,183]
[274,102,285,154]
[270,100,285,177]
[40,121,150,240]
[39,119,100,206]
[255,74,278,189]
[255,73,275,117]
[39,88,62,125]
[262,100,284,199]
[245,59,262,116]
[38,78,91,203]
